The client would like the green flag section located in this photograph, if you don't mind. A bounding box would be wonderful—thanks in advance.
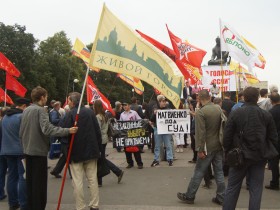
[90,4,184,108]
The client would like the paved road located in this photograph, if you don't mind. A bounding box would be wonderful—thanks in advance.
[0,142,279,210]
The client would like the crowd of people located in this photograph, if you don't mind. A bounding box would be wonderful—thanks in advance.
[0,82,279,210]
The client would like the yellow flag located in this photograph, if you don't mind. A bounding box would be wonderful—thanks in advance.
[72,38,100,72]
[90,4,184,108]
[230,61,259,84]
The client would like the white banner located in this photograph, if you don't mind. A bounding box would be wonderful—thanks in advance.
[156,110,190,134]
[195,66,237,94]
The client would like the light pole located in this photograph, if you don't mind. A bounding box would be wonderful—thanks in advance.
[73,79,79,92]
[132,88,135,97]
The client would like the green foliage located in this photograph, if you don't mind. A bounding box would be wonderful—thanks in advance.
[0,23,155,107]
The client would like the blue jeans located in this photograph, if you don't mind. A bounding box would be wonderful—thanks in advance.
[186,150,225,202]
[223,160,266,210]
[153,128,173,161]
[6,156,28,209]
[0,155,7,199]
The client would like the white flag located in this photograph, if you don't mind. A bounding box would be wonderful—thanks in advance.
[220,19,261,71]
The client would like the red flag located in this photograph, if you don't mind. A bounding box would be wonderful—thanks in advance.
[0,52,21,77]
[6,74,27,97]
[87,76,115,116]
[0,87,14,105]
[166,26,206,68]
[136,30,200,83]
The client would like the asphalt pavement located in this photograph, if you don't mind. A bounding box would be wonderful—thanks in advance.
[0,141,279,210]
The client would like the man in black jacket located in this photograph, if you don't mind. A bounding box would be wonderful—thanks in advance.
[223,87,278,210]
[62,92,101,210]
[265,93,280,190]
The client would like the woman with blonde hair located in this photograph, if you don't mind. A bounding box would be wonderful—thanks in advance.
[94,100,124,187]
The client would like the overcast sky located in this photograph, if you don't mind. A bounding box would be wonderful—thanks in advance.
[1,0,280,88]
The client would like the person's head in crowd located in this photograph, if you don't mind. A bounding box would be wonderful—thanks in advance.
[94,99,105,116]
[31,86,48,106]
[244,87,259,104]
[238,91,244,101]
[53,101,61,111]
[270,93,280,105]
[0,106,11,118]
[15,97,30,110]
[191,93,197,101]
[212,80,217,88]
[157,95,167,108]
[198,89,211,105]
[122,102,131,112]
[185,80,190,87]
[131,96,137,104]
[213,97,222,107]
[50,99,56,108]
[68,92,81,109]
[114,101,122,112]
[269,84,278,94]
[224,91,231,99]
[259,88,268,98]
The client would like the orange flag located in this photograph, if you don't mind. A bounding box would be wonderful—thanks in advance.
[0,52,21,77]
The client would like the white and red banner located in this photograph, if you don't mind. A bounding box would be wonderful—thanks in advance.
[197,66,237,93]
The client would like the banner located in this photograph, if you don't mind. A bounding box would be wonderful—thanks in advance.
[156,110,190,134]
[6,73,27,97]
[86,76,115,116]
[0,52,21,77]
[109,119,151,147]
[198,66,236,92]
[90,5,184,108]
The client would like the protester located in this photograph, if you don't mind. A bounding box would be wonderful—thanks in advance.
[62,92,101,210]
[265,93,280,190]
[150,95,173,167]
[1,98,30,210]
[120,101,143,169]
[113,101,123,152]
[221,91,235,117]
[177,89,225,205]
[223,87,278,210]
[257,88,272,111]
[130,96,144,119]
[183,80,192,103]
[94,100,124,187]
[0,107,10,202]
[174,101,185,153]
[191,83,199,94]
[210,81,220,98]
[231,91,245,111]
[19,86,78,210]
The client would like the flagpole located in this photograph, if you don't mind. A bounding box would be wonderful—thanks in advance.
[56,66,90,210]
[219,19,224,99]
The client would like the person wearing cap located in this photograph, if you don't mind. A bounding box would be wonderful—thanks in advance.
[120,102,143,169]
[19,86,78,210]
[150,95,174,167]
[0,98,30,210]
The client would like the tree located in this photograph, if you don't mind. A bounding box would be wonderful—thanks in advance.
[0,22,37,98]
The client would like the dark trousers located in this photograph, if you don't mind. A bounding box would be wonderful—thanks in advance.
[0,155,7,199]
[223,160,266,210]
[98,144,122,185]
[26,155,48,210]
[269,156,280,187]
[190,133,197,161]
[125,150,143,166]
[51,144,71,177]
